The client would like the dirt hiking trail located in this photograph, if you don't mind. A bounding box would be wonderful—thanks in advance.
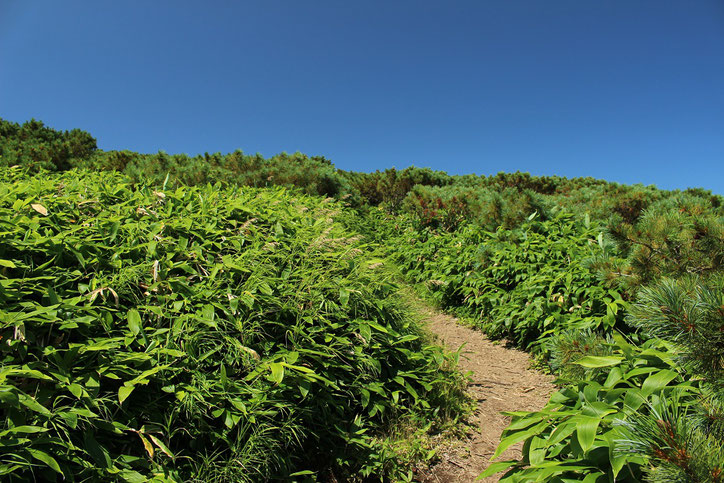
[418,304,556,482]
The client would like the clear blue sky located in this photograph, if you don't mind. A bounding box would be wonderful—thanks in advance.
[1,1,723,193]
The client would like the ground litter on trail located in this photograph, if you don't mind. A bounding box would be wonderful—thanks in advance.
[419,305,556,482]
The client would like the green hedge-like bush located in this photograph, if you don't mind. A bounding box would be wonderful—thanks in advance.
[391,213,627,351]
[0,168,464,481]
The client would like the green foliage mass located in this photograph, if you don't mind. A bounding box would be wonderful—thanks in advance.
[88,150,355,202]
[480,334,691,482]
[391,212,628,351]
[3,116,724,481]
[0,119,97,171]
[0,168,464,481]
[387,198,724,481]
[0,119,354,201]
[615,276,724,482]
[4,117,721,220]
[598,194,724,289]
[379,182,724,480]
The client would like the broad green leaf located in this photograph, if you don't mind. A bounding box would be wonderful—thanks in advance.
[59,411,78,429]
[18,393,51,416]
[4,367,53,381]
[506,413,547,431]
[84,430,112,468]
[0,425,48,437]
[603,428,626,478]
[361,388,370,408]
[339,288,350,307]
[581,401,617,418]
[581,472,605,483]
[513,461,597,480]
[359,323,372,342]
[0,389,19,405]
[575,355,623,368]
[282,363,314,374]
[574,416,600,453]
[127,365,170,386]
[148,434,174,458]
[46,286,60,305]
[68,383,84,399]
[640,369,679,397]
[392,334,419,345]
[299,380,310,397]
[492,421,549,460]
[528,436,547,465]
[367,321,389,334]
[119,385,135,404]
[603,367,623,388]
[258,282,273,296]
[119,469,148,482]
[285,351,299,364]
[269,362,284,384]
[26,448,61,474]
[127,309,142,336]
[477,460,518,479]
[546,421,577,447]
[639,347,676,367]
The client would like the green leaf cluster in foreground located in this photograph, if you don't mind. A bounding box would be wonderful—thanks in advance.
[0,168,465,481]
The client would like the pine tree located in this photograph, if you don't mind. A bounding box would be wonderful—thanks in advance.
[618,275,724,482]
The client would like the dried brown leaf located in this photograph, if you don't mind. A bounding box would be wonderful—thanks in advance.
[31,203,48,216]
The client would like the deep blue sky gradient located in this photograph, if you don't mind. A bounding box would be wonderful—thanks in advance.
[1,1,723,193]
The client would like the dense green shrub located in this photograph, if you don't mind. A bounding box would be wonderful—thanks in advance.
[401,184,553,232]
[484,276,724,481]
[481,221,724,481]
[95,150,356,201]
[481,334,694,481]
[0,119,97,171]
[4,116,722,228]
[391,212,627,351]
[0,119,355,202]
[599,195,724,289]
[0,168,465,481]
[616,276,724,482]
[345,166,453,213]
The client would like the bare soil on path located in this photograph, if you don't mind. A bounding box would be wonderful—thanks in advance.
[418,304,556,482]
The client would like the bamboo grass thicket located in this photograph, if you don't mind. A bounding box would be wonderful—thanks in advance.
[0,168,466,481]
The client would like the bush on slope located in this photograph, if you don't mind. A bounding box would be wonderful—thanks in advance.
[0,168,464,481]
[391,212,627,352]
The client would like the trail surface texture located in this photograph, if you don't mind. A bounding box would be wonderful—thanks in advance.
[419,305,556,482]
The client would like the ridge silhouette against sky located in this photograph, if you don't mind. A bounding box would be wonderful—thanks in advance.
[1,1,723,193]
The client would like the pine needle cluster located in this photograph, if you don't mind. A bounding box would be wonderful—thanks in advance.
[619,275,724,481]
[629,276,724,388]
[601,195,724,290]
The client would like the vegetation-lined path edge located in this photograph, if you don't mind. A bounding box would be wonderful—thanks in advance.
[416,302,556,482]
